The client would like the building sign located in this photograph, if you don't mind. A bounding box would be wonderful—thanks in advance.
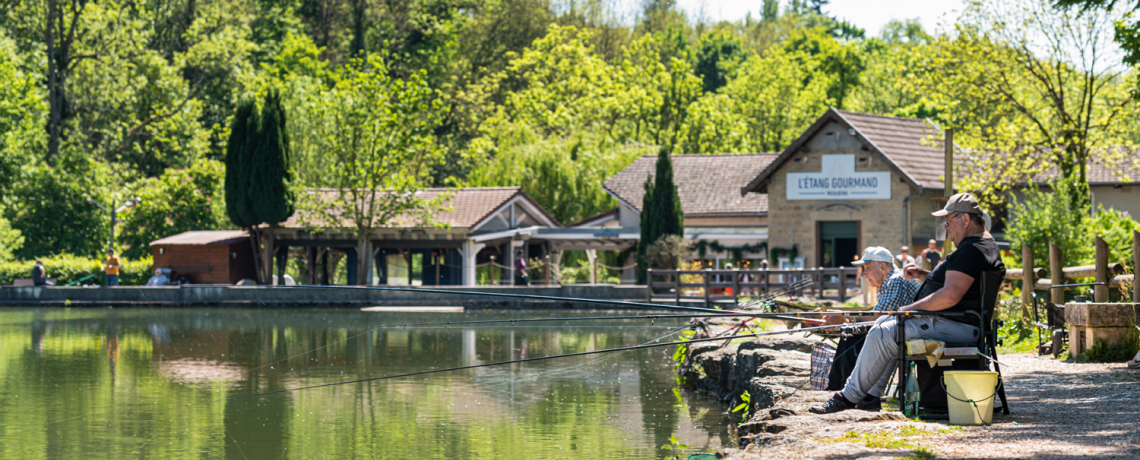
[786,154,891,200]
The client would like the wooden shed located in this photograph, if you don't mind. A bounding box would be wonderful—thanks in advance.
[150,231,258,285]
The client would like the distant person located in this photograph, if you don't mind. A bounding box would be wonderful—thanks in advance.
[896,246,915,268]
[921,239,942,270]
[102,250,120,286]
[514,251,529,286]
[32,260,51,286]
[146,269,169,286]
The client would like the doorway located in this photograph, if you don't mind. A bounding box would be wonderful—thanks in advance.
[819,221,859,267]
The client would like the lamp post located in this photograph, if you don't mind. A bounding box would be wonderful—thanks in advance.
[88,196,141,251]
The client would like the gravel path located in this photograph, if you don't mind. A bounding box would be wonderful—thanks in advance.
[721,353,1140,459]
[923,353,1140,459]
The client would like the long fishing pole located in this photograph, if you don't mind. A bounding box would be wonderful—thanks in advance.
[188,320,877,406]
[269,277,815,315]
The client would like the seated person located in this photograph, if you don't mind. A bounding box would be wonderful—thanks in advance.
[810,193,1005,414]
[146,269,170,286]
[820,247,920,404]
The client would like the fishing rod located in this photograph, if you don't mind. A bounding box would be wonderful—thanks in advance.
[269,276,816,316]
[188,320,877,406]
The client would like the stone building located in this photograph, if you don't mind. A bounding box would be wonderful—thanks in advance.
[742,108,952,270]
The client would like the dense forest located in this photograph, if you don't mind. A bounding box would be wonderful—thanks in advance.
[0,0,1138,261]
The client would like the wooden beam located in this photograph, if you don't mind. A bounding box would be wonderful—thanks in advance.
[1094,236,1109,302]
[1050,243,1064,305]
[1021,244,1033,321]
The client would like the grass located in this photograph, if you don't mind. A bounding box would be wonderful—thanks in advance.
[819,424,960,458]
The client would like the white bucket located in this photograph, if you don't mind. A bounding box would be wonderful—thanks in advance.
[944,371,998,426]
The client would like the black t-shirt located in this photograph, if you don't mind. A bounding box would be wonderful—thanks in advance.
[923,249,942,267]
[32,265,46,285]
[915,236,1004,326]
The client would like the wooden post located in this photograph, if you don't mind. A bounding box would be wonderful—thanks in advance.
[702,269,711,308]
[434,252,441,286]
[646,268,654,303]
[545,255,551,286]
[764,268,771,295]
[1133,230,1139,303]
[732,269,740,306]
[944,128,954,197]
[817,267,824,298]
[1021,244,1034,321]
[1050,243,1064,305]
[1095,236,1109,302]
[307,247,317,285]
[838,267,846,303]
[490,256,496,286]
[593,257,599,285]
[674,270,681,306]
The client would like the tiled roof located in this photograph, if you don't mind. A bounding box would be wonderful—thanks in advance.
[150,231,250,246]
[278,187,559,230]
[566,208,617,228]
[1030,155,1140,184]
[604,154,777,216]
[835,110,947,189]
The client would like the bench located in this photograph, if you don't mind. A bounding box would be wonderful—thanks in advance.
[12,279,57,287]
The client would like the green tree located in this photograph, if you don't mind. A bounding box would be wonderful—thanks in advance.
[225,100,260,227]
[0,205,23,262]
[4,163,106,259]
[637,147,684,283]
[917,0,1136,209]
[695,30,747,93]
[118,159,228,259]
[299,55,449,285]
[782,27,864,109]
[249,90,295,227]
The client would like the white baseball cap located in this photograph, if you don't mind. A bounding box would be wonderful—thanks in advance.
[851,247,894,266]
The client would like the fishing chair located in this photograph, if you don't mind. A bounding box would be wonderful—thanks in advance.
[895,269,1010,419]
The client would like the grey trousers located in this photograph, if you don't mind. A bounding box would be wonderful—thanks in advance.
[841,315,980,403]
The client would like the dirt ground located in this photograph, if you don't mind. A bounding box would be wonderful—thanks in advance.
[720,353,1140,459]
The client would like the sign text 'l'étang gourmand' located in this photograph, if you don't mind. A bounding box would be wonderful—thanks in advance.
[785,154,891,200]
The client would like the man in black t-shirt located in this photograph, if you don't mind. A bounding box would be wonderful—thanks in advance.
[810,193,1005,414]
[921,239,942,269]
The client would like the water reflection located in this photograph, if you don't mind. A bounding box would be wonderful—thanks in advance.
[0,309,729,458]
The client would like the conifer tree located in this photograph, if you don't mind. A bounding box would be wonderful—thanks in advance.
[249,90,295,226]
[224,100,258,227]
[636,147,685,283]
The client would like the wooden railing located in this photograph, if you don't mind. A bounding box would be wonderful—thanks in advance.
[1010,231,1139,317]
[645,267,861,308]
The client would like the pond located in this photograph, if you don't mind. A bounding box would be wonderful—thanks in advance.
[0,308,732,459]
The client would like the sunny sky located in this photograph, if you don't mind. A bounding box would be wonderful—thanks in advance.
[674,0,967,36]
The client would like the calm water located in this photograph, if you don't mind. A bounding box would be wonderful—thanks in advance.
[0,308,731,459]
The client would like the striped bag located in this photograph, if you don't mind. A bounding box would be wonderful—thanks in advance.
[809,344,836,391]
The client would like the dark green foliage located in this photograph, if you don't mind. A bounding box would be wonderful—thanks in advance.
[695,30,746,93]
[4,164,106,259]
[636,147,685,283]
[225,100,259,227]
[249,90,295,226]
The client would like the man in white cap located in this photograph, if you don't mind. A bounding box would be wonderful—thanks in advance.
[819,247,920,407]
[811,192,1005,414]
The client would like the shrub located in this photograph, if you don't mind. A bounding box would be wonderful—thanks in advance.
[1007,180,1140,268]
[646,234,692,270]
[0,254,152,286]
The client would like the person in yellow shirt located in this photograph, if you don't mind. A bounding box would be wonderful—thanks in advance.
[102,250,121,286]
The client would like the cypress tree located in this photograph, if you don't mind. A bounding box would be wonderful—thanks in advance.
[249,90,296,226]
[224,100,258,227]
[636,147,685,283]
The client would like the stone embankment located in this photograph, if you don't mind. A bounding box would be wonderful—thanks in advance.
[677,319,950,459]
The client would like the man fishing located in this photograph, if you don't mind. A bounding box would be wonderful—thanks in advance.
[809,193,1005,414]
[819,247,920,408]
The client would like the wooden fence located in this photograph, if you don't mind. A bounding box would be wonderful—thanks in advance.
[1009,230,1139,319]
[647,230,1140,311]
[645,267,861,308]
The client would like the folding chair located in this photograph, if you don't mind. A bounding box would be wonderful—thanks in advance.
[896,269,1009,419]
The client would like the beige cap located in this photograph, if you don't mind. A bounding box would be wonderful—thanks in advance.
[932,192,983,217]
